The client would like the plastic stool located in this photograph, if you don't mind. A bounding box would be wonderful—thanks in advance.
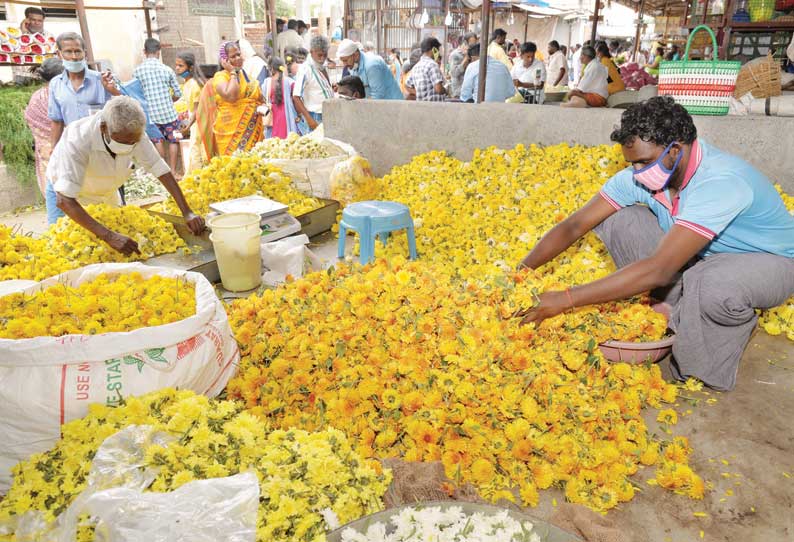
[338,201,418,265]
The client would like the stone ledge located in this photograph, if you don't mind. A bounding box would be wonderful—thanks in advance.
[324,100,794,196]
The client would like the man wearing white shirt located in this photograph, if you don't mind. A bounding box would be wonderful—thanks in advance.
[46,96,203,254]
[546,40,568,87]
[276,20,305,60]
[293,35,334,132]
[511,42,546,104]
[571,43,584,85]
[562,46,608,108]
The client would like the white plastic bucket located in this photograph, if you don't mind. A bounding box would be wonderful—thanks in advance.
[208,213,263,292]
[209,233,262,292]
[208,212,261,242]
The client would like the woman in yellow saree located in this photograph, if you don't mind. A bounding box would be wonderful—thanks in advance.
[212,41,265,156]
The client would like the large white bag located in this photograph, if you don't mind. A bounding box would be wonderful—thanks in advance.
[0,263,240,492]
[260,137,358,199]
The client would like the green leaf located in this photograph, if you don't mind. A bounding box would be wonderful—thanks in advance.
[144,347,167,363]
[335,340,347,358]
[122,355,145,373]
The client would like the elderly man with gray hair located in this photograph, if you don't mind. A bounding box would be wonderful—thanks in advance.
[46,96,204,254]
[292,34,334,132]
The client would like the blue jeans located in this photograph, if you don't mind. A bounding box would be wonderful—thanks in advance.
[45,182,65,224]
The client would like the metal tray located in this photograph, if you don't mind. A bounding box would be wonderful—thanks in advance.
[297,198,340,238]
[326,501,582,542]
[142,198,340,239]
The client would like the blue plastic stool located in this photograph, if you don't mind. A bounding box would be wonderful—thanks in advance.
[338,201,418,265]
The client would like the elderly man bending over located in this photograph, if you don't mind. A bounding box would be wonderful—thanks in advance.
[46,96,204,255]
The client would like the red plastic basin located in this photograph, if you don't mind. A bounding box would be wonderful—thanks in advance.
[598,303,675,364]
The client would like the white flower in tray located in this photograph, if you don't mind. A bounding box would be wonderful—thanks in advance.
[340,505,541,542]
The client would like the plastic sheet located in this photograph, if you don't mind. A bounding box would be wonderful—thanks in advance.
[13,426,259,542]
[260,234,323,286]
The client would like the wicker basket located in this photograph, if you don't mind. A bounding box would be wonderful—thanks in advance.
[733,53,782,98]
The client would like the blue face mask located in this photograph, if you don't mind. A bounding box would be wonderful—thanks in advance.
[62,59,87,73]
[178,70,191,78]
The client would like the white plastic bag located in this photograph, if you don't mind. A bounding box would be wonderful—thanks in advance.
[78,473,259,542]
[260,138,358,199]
[11,426,258,542]
[260,234,323,286]
[0,263,240,492]
[329,155,380,208]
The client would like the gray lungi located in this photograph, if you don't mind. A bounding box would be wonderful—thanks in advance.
[594,205,794,391]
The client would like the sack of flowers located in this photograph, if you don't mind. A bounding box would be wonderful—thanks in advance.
[250,132,358,199]
[0,263,239,491]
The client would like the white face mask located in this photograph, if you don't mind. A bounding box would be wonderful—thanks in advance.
[103,132,135,155]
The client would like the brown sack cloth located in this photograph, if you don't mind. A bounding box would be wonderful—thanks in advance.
[551,503,632,542]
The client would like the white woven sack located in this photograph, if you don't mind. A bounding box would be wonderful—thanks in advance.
[0,263,240,492]
[260,138,358,199]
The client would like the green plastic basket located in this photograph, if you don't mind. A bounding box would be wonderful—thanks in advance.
[658,25,741,116]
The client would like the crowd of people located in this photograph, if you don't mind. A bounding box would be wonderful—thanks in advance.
[14,6,686,240]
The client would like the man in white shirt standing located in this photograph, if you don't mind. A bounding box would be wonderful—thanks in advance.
[46,97,204,253]
[561,45,608,108]
[571,43,584,85]
[276,20,305,60]
[511,42,546,104]
[546,40,568,87]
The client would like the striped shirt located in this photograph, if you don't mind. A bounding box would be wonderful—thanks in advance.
[292,60,334,114]
[133,58,182,124]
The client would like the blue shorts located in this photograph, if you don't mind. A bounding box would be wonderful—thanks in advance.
[156,120,181,144]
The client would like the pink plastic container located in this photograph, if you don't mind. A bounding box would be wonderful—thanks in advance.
[598,303,675,364]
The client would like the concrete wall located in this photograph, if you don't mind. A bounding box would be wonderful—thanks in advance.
[323,100,794,195]
[154,0,242,68]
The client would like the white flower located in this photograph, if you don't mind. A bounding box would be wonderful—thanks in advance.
[518,233,531,244]
[321,507,341,530]
[342,506,537,542]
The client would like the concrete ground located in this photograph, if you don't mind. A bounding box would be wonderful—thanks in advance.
[2,206,793,542]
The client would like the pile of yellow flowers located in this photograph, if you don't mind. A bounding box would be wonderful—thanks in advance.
[228,258,701,513]
[153,154,324,217]
[250,132,331,159]
[0,205,186,282]
[226,144,709,512]
[370,144,625,283]
[369,145,794,340]
[0,389,391,542]
[0,273,195,339]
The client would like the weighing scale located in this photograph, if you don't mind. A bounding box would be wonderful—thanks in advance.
[141,197,340,283]
[208,195,301,243]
